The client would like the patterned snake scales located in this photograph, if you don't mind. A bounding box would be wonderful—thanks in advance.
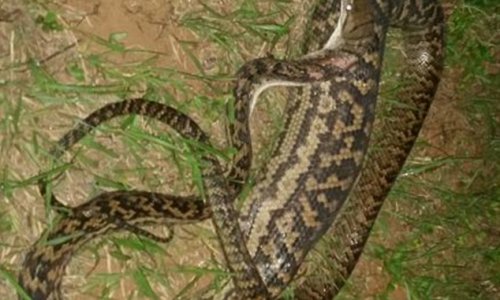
[18,0,444,299]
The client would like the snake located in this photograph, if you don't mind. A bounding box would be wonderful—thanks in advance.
[17,0,444,299]
[295,0,444,297]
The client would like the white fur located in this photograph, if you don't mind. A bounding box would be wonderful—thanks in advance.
[249,81,306,115]
[248,0,350,115]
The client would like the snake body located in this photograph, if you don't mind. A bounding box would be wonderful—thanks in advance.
[19,100,216,300]
[296,0,444,297]
[18,0,444,299]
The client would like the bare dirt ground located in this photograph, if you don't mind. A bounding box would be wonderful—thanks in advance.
[0,0,498,299]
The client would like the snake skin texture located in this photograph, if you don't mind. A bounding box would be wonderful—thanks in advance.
[19,100,217,300]
[294,0,444,298]
[17,0,444,299]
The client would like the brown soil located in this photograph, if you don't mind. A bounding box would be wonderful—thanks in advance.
[0,0,496,299]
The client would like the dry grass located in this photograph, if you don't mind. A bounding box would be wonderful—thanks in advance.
[0,0,498,299]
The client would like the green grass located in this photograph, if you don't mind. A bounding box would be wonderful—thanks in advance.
[334,0,500,299]
[0,0,499,299]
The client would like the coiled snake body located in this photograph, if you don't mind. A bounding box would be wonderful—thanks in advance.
[18,0,444,299]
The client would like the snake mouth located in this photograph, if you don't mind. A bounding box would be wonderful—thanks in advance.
[318,51,359,72]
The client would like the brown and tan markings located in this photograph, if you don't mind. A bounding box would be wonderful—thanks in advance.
[17,0,444,299]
